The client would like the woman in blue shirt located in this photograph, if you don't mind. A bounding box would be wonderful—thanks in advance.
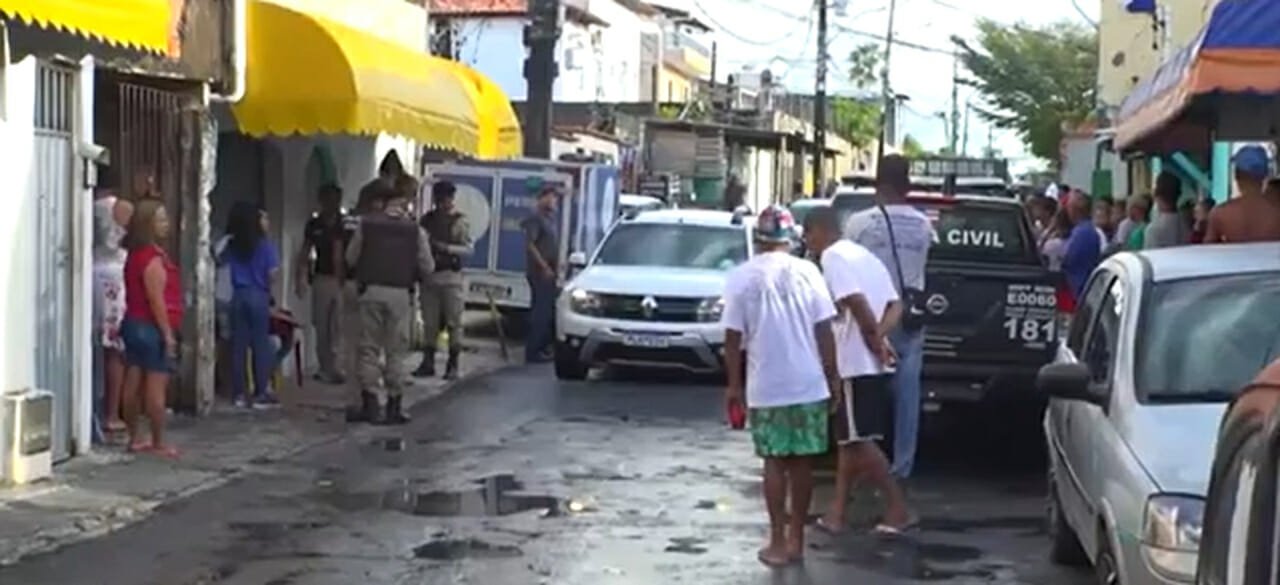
[223,202,281,408]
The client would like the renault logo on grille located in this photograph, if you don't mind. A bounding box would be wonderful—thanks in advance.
[926,294,949,315]
[640,296,658,318]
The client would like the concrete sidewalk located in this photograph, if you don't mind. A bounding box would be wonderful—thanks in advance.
[0,338,511,566]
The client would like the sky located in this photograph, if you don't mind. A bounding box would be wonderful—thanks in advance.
[679,0,1102,174]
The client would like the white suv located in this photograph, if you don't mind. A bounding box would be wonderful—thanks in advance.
[554,209,753,380]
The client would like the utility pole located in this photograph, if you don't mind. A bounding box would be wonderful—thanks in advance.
[812,0,829,193]
[709,40,720,122]
[949,54,960,155]
[961,101,970,156]
[874,0,898,163]
[523,0,561,158]
[986,125,994,156]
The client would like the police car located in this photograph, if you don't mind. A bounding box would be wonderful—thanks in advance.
[553,208,753,380]
[833,186,1058,412]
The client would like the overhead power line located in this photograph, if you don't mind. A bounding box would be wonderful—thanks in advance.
[690,0,813,46]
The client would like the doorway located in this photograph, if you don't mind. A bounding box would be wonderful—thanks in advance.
[32,61,77,462]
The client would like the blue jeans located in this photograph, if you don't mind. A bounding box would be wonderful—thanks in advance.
[229,287,274,400]
[526,275,558,361]
[889,327,925,479]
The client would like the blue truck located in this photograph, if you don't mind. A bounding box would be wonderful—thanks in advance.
[420,158,621,312]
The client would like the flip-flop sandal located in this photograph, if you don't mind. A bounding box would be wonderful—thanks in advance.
[815,517,847,535]
[873,517,919,537]
[104,422,127,433]
[757,549,794,568]
[126,442,153,453]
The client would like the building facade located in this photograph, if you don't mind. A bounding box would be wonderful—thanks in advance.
[430,0,709,104]
[1098,0,1219,117]
[212,0,520,393]
[0,0,230,479]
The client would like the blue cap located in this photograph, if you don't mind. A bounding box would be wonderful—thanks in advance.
[1233,146,1271,178]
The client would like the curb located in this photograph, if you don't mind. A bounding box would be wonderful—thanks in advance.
[0,356,514,567]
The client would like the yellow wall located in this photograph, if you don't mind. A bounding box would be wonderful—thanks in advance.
[1098,0,1220,113]
[261,0,428,50]
[659,64,694,103]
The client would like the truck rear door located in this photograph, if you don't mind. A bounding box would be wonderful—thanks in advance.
[911,198,1057,368]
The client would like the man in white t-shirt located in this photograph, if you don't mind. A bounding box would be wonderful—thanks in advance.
[722,204,841,567]
[804,206,914,535]
[843,155,934,480]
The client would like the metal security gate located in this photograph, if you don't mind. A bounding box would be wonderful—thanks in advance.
[100,75,197,409]
[34,62,77,462]
[115,82,185,248]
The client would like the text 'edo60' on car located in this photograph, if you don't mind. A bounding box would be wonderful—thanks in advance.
[553,209,753,380]
[1039,243,1280,585]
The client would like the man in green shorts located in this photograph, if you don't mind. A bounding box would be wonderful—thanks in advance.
[722,204,842,567]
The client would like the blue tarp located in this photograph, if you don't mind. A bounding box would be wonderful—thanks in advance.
[1115,0,1280,150]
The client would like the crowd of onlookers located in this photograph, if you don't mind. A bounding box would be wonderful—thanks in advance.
[1025,145,1280,307]
[93,173,296,459]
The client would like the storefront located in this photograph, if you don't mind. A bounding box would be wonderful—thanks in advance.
[210,0,520,385]
[1114,0,1280,201]
[0,0,179,473]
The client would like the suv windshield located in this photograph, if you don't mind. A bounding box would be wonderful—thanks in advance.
[594,223,747,270]
[1138,272,1280,402]
[832,192,876,225]
[918,201,1037,263]
[789,201,827,227]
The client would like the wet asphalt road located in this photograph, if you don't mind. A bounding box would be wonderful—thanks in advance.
[1,366,1093,585]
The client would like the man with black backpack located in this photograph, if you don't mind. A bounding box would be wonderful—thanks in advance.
[843,155,934,480]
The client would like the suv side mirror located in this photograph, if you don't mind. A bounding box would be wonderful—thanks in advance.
[568,251,587,268]
[1037,362,1106,406]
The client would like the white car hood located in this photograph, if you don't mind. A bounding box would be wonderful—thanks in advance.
[568,265,729,298]
[1125,403,1227,496]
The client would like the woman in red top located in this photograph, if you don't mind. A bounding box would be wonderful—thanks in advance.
[120,198,183,458]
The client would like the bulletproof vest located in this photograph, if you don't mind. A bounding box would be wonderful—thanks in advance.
[422,209,464,272]
[355,212,419,288]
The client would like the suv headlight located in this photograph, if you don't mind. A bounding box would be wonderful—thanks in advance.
[567,288,602,315]
[697,297,725,322]
[1141,494,1204,581]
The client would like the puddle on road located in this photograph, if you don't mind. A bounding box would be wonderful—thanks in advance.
[919,516,1044,535]
[414,474,566,517]
[228,521,330,541]
[816,536,994,581]
[664,537,709,555]
[413,538,523,560]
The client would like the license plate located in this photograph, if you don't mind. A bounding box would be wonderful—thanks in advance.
[622,334,669,348]
[922,401,942,413]
[470,282,510,298]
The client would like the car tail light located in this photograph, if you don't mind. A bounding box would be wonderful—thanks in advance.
[1055,283,1076,314]
[1055,283,1075,342]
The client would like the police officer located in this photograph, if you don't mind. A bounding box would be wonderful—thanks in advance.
[295,184,348,384]
[344,178,433,425]
[413,181,472,380]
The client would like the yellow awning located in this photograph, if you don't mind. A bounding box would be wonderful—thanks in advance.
[447,64,523,159]
[0,0,171,53]
[233,0,480,155]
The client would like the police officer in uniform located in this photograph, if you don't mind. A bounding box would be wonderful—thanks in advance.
[413,181,472,380]
[344,179,433,425]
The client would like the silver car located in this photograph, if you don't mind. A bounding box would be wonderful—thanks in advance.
[1040,243,1280,585]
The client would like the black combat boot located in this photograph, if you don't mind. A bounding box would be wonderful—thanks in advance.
[443,348,461,381]
[383,395,410,425]
[412,349,436,378]
[345,391,381,424]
